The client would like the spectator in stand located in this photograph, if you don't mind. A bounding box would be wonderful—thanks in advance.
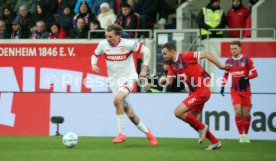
[48,23,68,39]
[158,0,183,25]
[15,5,32,36]
[69,17,89,38]
[74,0,92,14]
[91,0,116,16]
[30,2,55,32]
[73,1,96,28]
[227,0,250,38]
[98,2,117,29]
[243,0,259,38]
[31,20,49,39]
[0,20,10,39]
[60,0,77,12]
[57,5,74,34]
[33,0,58,14]
[89,19,105,39]
[10,19,29,39]
[0,0,17,17]
[196,0,227,40]
[14,0,37,14]
[133,0,166,30]
[115,3,139,38]
[125,0,136,9]
[0,6,16,33]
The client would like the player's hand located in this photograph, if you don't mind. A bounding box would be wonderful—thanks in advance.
[220,87,225,96]
[159,76,167,85]
[219,63,232,71]
[139,65,147,79]
[92,65,100,74]
[239,77,249,88]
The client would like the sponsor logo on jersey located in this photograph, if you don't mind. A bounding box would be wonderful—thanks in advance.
[105,53,130,61]
[231,71,245,76]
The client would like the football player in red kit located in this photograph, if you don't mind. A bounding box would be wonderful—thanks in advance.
[220,40,258,143]
[161,42,231,150]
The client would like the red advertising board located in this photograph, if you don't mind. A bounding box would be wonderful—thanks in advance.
[0,43,107,92]
[221,42,276,58]
[0,41,140,135]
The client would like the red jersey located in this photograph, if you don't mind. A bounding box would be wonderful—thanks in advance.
[167,51,210,92]
[227,6,250,37]
[222,55,258,93]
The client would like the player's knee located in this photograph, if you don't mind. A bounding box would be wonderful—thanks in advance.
[113,97,122,107]
[244,111,251,117]
[235,111,242,116]
[174,109,182,119]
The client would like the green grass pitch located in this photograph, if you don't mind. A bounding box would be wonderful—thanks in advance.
[0,136,275,161]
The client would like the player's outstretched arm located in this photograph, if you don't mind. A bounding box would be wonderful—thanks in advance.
[200,51,231,71]
[91,55,100,74]
[139,45,151,78]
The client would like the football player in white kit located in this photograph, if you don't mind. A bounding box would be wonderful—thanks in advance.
[91,24,158,146]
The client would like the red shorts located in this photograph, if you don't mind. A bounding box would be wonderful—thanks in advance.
[231,91,252,107]
[183,87,211,113]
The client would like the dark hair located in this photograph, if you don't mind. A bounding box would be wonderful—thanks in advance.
[162,42,176,51]
[106,24,122,35]
[230,40,241,47]
[90,19,101,28]
[210,0,220,3]
[50,22,60,28]
[12,19,20,25]
[121,3,131,8]
[232,0,242,3]
[76,17,85,23]
[249,0,259,5]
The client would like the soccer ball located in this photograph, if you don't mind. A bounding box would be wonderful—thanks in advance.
[62,132,78,148]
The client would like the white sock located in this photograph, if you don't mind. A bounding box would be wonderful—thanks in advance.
[116,114,125,134]
[137,121,149,134]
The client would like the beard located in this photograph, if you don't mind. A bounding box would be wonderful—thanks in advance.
[212,5,221,10]
[232,5,241,10]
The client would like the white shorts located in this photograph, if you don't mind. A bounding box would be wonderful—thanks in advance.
[109,78,135,107]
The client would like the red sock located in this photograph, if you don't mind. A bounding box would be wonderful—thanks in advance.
[235,116,243,134]
[243,116,251,134]
[184,113,204,131]
[207,131,219,143]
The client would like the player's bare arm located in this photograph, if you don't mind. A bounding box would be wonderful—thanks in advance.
[139,45,151,78]
[200,51,231,71]
[91,55,100,74]
[139,65,148,78]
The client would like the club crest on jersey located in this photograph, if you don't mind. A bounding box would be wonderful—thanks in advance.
[120,47,126,53]
[241,62,245,67]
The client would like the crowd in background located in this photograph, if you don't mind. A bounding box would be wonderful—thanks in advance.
[0,0,259,40]
[0,0,184,39]
[196,0,259,40]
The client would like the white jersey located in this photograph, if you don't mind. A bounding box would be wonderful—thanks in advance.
[94,38,142,80]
